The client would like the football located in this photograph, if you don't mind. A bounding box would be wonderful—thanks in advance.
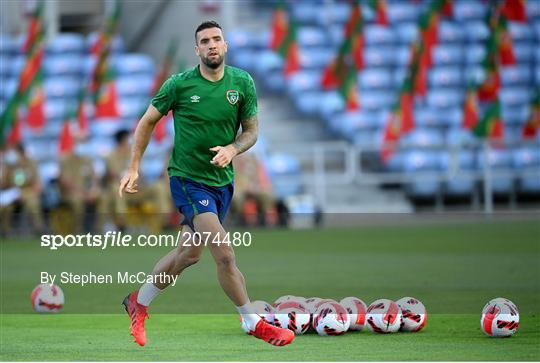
[340,297,367,331]
[397,296,428,332]
[481,297,519,337]
[274,300,311,335]
[304,297,323,314]
[366,299,402,333]
[273,295,298,307]
[240,300,276,333]
[312,301,350,336]
[31,283,64,313]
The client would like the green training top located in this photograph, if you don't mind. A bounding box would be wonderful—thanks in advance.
[151,65,258,186]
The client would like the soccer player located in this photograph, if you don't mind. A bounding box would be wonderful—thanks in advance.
[118,21,294,347]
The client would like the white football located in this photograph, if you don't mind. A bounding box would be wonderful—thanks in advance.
[366,299,402,333]
[31,283,64,313]
[481,297,519,337]
[240,300,276,333]
[340,297,367,331]
[274,300,311,335]
[312,301,350,336]
[304,297,323,314]
[273,295,298,307]
[397,296,428,332]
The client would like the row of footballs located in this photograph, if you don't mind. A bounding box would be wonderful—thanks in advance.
[241,295,427,336]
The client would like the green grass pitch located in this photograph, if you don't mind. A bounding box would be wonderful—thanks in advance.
[1,218,539,360]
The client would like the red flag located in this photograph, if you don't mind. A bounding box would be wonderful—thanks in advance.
[283,42,301,77]
[462,86,479,129]
[78,101,89,136]
[497,16,516,66]
[7,115,22,145]
[477,67,500,102]
[18,48,44,95]
[442,0,453,17]
[269,2,288,50]
[26,81,45,129]
[22,2,44,53]
[321,60,340,89]
[522,91,540,139]
[381,89,414,162]
[94,81,120,118]
[501,0,527,22]
[153,111,172,143]
[369,0,388,25]
[59,121,74,154]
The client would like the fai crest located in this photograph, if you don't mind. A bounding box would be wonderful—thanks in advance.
[226,90,239,105]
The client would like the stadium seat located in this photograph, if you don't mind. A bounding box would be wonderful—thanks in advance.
[299,47,334,69]
[0,33,16,54]
[463,21,490,43]
[393,22,419,45]
[9,55,25,77]
[291,3,319,25]
[394,45,413,67]
[364,46,399,67]
[428,66,463,88]
[45,33,85,54]
[446,127,477,147]
[287,70,322,94]
[438,21,465,43]
[509,23,534,42]
[254,50,283,75]
[42,54,85,76]
[117,97,148,118]
[501,65,532,86]
[527,1,540,18]
[502,104,529,126]
[0,54,11,78]
[464,43,486,65]
[432,44,464,65]
[403,150,442,198]
[0,78,18,101]
[427,88,463,109]
[318,91,345,119]
[453,1,488,21]
[353,129,377,147]
[387,2,420,23]
[360,90,395,111]
[513,146,540,193]
[328,110,381,136]
[513,42,535,63]
[314,2,350,26]
[534,21,540,42]
[476,149,514,194]
[26,140,58,162]
[38,161,60,185]
[262,69,286,93]
[44,77,81,99]
[227,29,270,50]
[364,25,396,45]
[89,120,125,137]
[86,33,125,54]
[328,24,346,46]
[440,150,476,197]
[140,158,166,182]
[111,54,155,76]
[464,64,485,84]
[297,26,330,48]
[400,128,445,148]
[358,68,393,90]
[500,87,530,107]
[229,49,257,72]
[44,98,76,120]
[266,153,301,176]
[116,75,155,97]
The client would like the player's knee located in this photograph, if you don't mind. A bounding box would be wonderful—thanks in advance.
[176,252,201,269]
[215,252,236,268]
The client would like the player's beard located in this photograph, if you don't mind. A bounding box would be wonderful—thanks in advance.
[202,53,224,69]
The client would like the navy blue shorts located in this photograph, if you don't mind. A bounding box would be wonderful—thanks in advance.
[169,176,234,230]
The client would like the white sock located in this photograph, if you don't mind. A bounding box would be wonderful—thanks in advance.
[137,283,162,306]
[236,302,261,331]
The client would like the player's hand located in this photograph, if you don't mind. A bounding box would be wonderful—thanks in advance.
[210,145,238,168]
[118,169,139,197]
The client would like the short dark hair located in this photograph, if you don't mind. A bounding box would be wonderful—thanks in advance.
[195,21,222,43]
[115,129,130,145]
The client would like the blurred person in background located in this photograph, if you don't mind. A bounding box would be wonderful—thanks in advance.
[233,152,277,227]
[0,143,44,236]
[58,140,101,233]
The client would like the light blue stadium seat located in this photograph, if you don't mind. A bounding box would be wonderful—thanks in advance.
[428,66,463,88]
[353,130,377,147]
[393,66,408,87]
[509,23,534,42]
[500,87,530,107]
[227,30,269,50]
[46,33,85,54]
[536,66,540,86]
[112,54,155,76]
[403,150,441,198]
[116,75,154,97]
[0,33,16,54]
[229,49,257,72]
[43,99,74,120]
[454,1,488,21]
[328,24,345,46]
[446,127,477,147]
[294,90,328,116]
[38,161,60,185]
[315,2,350,26]
[393,22,419,44]
[117,97,147,118]
[358,68,393,90]
[427,88,463,109]
[291,3,319,25]
[513,42,534,63]
[364,25,396,45]
[263,69,286,92]
[415,106,462,128]
[42,54,84,76]
[527,1,540,18]
[360,90,395,111]
[439,21,465,43]
[140,158,166,183]
[266,153,301,175]
[44,77,81,99]
[250,31,271,49]
[387,2,420,23]
[476,149,514,194]
[502,104,529,126]
[328,110,381,137]
[287,70,322,94]
[86,32,125,54]
[23,120,63,140]
[299,47,334,69]
[319,91,345,119]
[0,54,11,77]
[254,50,283,75]
[384,151,406,172]
[9,55,25,77]
[297,26,329,47]
[394,45,412,67]
[365,46,398,67]
[26,140,57,162]
[464,21,489,42]
[501,65,532,86]
[513,146,540,193]
[433,44,463,65]
[400,128,445,148]
[464,64,485,84]
[89,120,125,137]
[440,150,476,196]
[85,136,115,158]
[11,34,26,55]
[0,77,18,101]
[465,43,486,65]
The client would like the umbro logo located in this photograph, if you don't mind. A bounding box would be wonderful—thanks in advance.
[198,200,209,207]
[190,95,200,103]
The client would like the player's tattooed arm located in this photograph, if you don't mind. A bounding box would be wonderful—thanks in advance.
[233,114,259,155]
